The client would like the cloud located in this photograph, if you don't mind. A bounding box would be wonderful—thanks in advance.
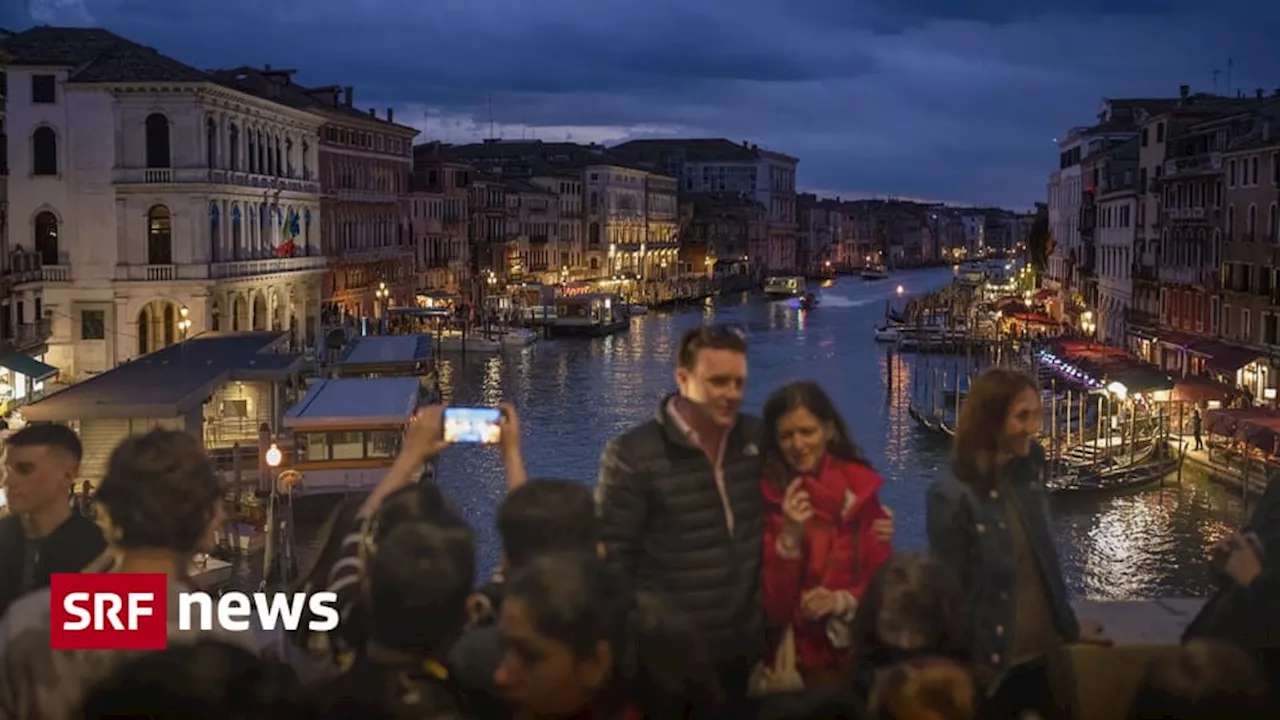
[7,0,1278,206]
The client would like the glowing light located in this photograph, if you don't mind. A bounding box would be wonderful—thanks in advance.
[265,443,283,468]
[1106,381,1128,399]
[896,285,905,296]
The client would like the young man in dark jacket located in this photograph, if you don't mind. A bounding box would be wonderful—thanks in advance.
[597,326,764,702]
[0,425,105,620]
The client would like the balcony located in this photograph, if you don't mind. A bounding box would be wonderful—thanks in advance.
[335,188,399,204]
[13,264,70,285]
[114,168,320,194]
[12,320,52,349]
[210,256,329,279]
[1162,153,1223,177]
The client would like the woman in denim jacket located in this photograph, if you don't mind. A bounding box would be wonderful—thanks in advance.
[926,368,1109,675]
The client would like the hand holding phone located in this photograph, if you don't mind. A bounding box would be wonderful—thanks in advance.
[443,407,503,444]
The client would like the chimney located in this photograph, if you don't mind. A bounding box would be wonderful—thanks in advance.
[343,86,353,106]
[1179,84,1190,100]
[386,107,393,123]
[368,108,375,117]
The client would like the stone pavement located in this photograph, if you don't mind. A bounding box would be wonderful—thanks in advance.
[1072,598,1206,645]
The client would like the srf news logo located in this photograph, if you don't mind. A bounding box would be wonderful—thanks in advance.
[49,574,339,650]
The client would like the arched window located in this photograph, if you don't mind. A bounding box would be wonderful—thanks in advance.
[256,130,265,174]
[209,203,221,262]
[137,308,149,356]
[274,135,282,176]
[147,205,172,265]
[232,204,243,259]
[248,130,257,174]
[163,304,175,346]
[285,137,293,177]
[145,113,171,168]
[34,211,59,265]
[1247,204,1257,236]
[228,124,240,171]
[32,127,57,176]
[206,118,217,168]
[304,209,311,251]
[301,140,309,177]
[1269,203,1278,242]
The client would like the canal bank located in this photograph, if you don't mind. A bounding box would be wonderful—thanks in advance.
[249,267,1247,603]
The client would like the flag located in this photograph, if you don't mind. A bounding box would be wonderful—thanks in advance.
[275,210,298,258]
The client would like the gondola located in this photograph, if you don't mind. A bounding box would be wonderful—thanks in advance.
[1046,442,1175,494]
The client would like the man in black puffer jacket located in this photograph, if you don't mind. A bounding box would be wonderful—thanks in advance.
[597,325,764,706]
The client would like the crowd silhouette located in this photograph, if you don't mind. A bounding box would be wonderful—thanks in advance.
[0,325,1276,719]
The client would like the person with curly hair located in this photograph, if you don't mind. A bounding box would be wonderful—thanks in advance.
[0,428,237,720]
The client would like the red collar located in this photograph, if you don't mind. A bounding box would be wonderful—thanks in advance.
[763,454,882,521]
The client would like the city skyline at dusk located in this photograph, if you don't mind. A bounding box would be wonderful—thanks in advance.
[4,0,1275,207]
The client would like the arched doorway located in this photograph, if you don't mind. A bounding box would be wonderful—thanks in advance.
[252,293,267,331]
[136,299,179,355]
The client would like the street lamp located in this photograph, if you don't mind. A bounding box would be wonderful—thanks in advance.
[265,442,283,468]
[177,306,192,339]
[896,285,905,296]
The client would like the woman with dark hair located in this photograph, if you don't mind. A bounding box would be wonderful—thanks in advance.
[494,553,722,719]
[849,553,973,701]
[756,381,894,691]
[926,368,1108,680]
[0,429,233,719]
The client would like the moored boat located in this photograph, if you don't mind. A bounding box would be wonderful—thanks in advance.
[500,327,538,347]
[874,324,903,342]
[764,276,806,298]
[798,293,819,310]
[861,265,889,280]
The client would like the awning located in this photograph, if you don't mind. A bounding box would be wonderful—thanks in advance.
[1156,330,1202,349]
[1171,376,1236,405]
[1189,339,1263,374]
[0,354,57,382]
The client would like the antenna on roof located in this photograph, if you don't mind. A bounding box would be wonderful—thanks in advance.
[487,93,495,141]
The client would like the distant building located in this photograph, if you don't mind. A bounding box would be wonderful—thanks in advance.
[2,27,327,384]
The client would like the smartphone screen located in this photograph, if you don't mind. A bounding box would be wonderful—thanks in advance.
[443,407,503,444]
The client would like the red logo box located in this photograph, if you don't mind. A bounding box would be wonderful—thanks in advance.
[49,573,169,651]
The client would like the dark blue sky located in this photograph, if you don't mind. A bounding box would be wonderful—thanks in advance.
[6,0,1277,207]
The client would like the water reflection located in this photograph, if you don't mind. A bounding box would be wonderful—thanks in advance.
[292,268,1251,598]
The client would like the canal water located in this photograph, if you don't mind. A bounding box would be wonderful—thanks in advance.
[291,266,1248,600]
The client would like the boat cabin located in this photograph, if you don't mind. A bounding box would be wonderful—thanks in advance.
[553,293,628,336]
[764,276,806,296]
[283,376,425,496]
[335,334,435,380]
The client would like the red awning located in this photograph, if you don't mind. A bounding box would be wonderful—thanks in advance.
[1171,376,1236,405]
[1189,339,1263,374]
[1006,311,1058,325]
[1204,408,1279,436]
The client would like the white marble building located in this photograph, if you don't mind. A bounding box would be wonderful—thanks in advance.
[3,27,328,381]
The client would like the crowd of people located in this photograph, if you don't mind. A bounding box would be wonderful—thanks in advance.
[0,324,1276,718]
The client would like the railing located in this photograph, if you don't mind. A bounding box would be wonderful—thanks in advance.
[116,264,178,281]
[12,320,51,349]
[210,256,329,279]
[335,188,399,203]
[1164,207,1206,221]
[35,264,69,283]
[113,167,320,194]
[1162,153,1223,177]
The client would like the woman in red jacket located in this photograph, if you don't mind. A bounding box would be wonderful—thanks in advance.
[758,381,894,690]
